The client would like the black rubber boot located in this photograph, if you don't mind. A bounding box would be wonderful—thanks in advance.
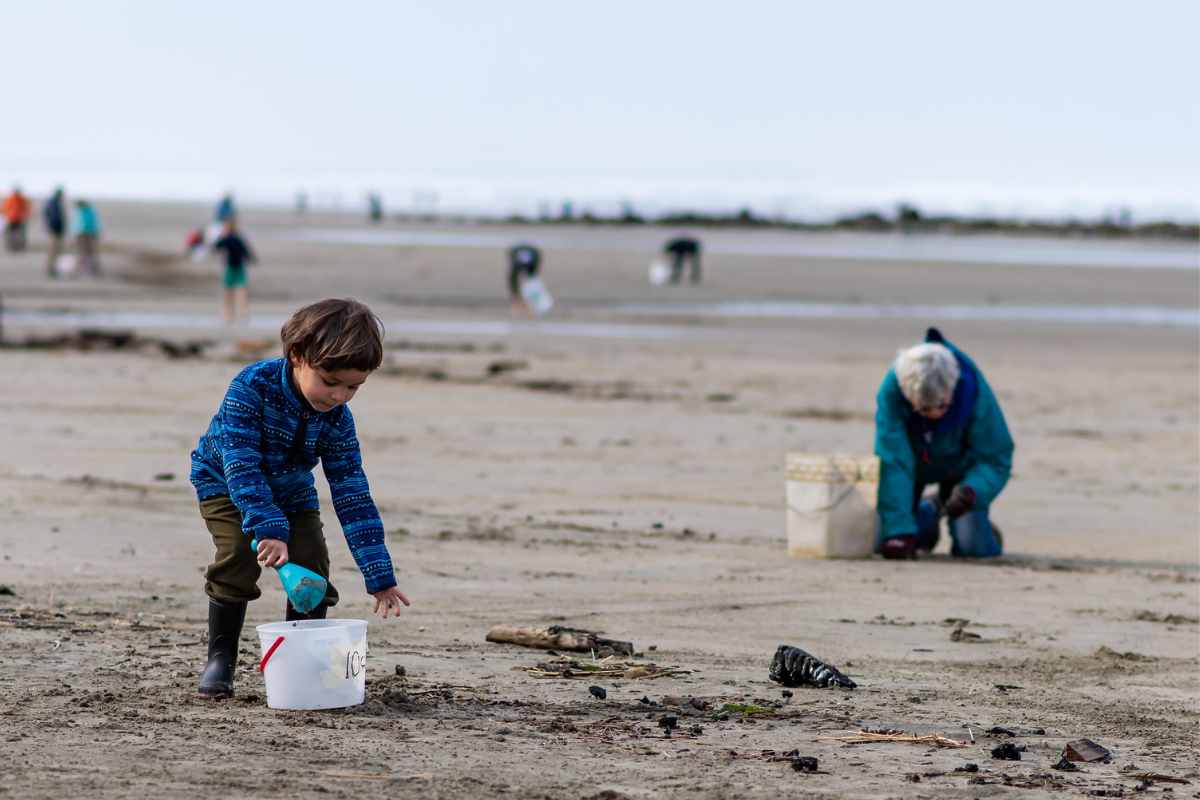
[286,602,328,622]
[881,534,918,560]
[197,598,247,699]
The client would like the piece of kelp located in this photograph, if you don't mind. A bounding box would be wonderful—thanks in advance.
[769,645,857,689]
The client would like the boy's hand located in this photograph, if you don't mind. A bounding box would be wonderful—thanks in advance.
[372,586,411,619]
[255,538,289,569]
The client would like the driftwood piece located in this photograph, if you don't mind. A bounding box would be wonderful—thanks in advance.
[821,731,969,749]
[486,625,633,656]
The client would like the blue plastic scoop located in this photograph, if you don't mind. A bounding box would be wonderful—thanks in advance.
[251,538,328,614]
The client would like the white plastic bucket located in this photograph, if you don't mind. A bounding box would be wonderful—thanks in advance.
[786,454,880,558]
[203,221,225,245]
[520,276,554,315]
[54,253,77,277]
[256,619,369,710]
[648,260,672,286]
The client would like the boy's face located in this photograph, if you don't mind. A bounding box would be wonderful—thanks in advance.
[289,356,371,413]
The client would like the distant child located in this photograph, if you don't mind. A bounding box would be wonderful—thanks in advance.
[213,218,256,324]
[43,187,66,276]
[189,299,411,698]
[71,199,102,276]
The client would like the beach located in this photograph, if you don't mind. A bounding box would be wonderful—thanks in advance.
[0,201,1197,800]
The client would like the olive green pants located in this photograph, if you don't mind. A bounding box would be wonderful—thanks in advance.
[200,495,339,609]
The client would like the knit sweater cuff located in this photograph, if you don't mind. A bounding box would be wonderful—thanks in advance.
[364,573,397,595]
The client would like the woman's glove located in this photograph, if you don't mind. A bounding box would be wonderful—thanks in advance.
[945,485,976,519]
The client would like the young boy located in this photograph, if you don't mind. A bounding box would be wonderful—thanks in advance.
[190,298,410,699]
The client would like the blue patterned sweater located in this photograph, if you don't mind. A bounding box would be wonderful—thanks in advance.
[190,358,396,594]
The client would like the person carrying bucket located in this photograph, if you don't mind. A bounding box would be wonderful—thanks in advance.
[874,327,1012,560]
[663,235,701,284]
[508,243,551,315]
[189,299,411,699]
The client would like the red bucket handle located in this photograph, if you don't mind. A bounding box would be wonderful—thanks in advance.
[260,636,285,673]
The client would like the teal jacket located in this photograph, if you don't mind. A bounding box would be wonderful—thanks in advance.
[72,204,100,236]
[874,328,1013,539]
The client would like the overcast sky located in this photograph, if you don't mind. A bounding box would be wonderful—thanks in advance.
[2,1,1197,220]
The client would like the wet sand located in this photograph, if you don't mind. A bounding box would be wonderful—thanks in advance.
[0,202,1196,800]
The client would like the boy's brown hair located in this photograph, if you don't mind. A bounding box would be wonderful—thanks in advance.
[280,298,384,372]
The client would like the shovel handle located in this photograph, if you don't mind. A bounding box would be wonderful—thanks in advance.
[260,635,284,673]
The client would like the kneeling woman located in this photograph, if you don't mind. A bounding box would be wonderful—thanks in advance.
[875,328,1012,559]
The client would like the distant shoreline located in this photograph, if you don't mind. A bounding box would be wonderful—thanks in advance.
[477,208,1200,242]
[22,195,1200,242]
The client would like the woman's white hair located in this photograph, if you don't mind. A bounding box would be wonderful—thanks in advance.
[894,342,960,408]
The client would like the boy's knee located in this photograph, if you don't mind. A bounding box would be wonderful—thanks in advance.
[285,511,327,562]
[205,580,261,605]
[202,495,264,600]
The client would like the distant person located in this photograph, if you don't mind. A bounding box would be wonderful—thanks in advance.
[296,191,307,214]
[214,194,236,224]
[664,236,701,283]
[897,203,921,234]
[185,227,203,255]
[71,200,102,277]
[43,187,66,276]
[508,243,541,315]
[368,193,383,222]
[2,186,31,252]
[213,218,257,324]
[875,328,1012,560]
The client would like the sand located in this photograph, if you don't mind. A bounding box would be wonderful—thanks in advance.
[0,201,1197,800]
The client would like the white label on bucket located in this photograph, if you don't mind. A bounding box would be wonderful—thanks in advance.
[320,637,368,689]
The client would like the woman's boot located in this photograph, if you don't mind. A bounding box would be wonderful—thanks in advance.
[197,598,247,698]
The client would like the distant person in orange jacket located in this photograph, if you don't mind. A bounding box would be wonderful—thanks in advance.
[3,186,31,252]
